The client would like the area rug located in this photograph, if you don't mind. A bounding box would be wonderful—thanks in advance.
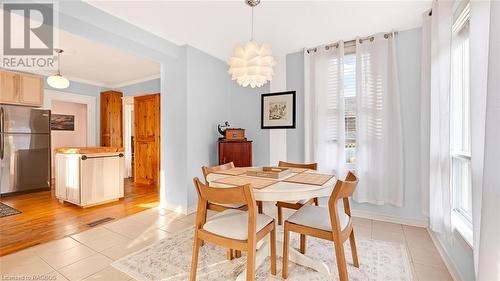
[113,227,413,281]
[0,202,21,218]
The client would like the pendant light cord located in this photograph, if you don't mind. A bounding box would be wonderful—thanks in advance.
[57,51,61,75]
[251,6,254,41]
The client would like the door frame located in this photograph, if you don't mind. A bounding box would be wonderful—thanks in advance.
[43,90,96,146]
[122,96,134,178]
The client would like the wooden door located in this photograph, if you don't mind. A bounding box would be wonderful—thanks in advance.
[100,91,123,147]
[0,71,18,104]
[19,74,43,106]
[134,93,160,185]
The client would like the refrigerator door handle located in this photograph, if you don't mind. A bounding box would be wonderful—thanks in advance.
[0,107,4,133]
[0,107,4,160]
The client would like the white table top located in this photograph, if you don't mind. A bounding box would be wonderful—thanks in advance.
[207,170,336,202]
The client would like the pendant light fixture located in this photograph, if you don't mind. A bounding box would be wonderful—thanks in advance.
[47,48,70,89]
[228,0,276,88]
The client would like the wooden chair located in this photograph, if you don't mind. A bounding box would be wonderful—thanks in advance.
[202,162,248,212]
[190,178,277,281]
[201,162,264,259]
[282,171,359,281]
[275,161,319,225]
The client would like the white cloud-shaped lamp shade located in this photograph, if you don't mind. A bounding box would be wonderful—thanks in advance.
[228,40,277,88]
[47,74,70,89]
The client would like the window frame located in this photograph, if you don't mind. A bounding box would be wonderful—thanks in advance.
[449,1,472,247]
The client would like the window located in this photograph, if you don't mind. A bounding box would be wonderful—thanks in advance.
[344,53,357,165]
[450,2,472,244]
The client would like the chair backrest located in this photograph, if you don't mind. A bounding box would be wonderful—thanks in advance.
[201,162,235,182]
[278,161,318,171]
[327,171,358,233]
[192,177,258,234]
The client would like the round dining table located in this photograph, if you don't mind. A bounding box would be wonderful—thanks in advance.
[207,169,337,281]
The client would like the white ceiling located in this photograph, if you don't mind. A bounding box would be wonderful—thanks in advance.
[1,9,160,88]
[55,30,160,88]
[87,0,432,62]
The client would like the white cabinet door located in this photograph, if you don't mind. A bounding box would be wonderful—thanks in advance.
[80,154,124,206]
[55,154,81,204]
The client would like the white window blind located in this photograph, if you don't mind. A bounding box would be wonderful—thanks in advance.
[344,54,356,164]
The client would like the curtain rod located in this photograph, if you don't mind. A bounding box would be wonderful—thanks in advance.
[306,31,398,54]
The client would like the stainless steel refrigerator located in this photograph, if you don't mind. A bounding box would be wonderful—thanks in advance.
[0,105,51,195]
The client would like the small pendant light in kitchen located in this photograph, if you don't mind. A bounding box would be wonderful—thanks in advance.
[47,48,70,89]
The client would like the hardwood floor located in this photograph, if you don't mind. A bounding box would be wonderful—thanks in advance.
[0,179,159,256]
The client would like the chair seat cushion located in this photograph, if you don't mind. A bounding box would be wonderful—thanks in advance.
[203,209,274,240]
[287,205,349,232]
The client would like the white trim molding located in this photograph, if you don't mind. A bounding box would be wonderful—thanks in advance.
[43,90,97,146]
[427,229,464,281]
[351,209,429,228]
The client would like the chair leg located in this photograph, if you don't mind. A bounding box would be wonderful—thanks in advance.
[299,234,306,254]
[247,242,256,281]
[226,249,234,260]
[282,223,290,279]
[333,240,349,281]
[313,197,319,206]
[235,250,242,258]
[270,226,277,275]
[277,205,283,225]
[257,201,263,214]
[190,236,202,281]
[349,230,360,268]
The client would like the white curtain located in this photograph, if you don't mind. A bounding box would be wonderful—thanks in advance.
[470,0,490,276]
[352,33,404,206]
[420,12,431,217]
[425,0,453,233]
[304,42,346,176]
[477,2,500,280]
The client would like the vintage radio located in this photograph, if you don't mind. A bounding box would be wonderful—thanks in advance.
[225,128,245,140]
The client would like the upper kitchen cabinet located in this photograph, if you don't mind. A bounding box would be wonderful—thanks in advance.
[100,90,123,147]
[0,70,44,107]
[19,74,44,105]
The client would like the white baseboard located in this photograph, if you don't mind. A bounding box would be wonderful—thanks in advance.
[160,202,195,215]
[427,229,463,281]
[351,209,429,227]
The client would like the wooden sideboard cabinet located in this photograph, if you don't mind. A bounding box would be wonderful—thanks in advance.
[100,90,123,147]
[0,70,44,106]
[218,139,252,167]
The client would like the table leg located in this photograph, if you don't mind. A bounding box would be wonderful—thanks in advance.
[235,239,330,280]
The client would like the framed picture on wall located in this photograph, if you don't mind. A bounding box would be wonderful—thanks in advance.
[261,91,296,129]
[51,114,75,131]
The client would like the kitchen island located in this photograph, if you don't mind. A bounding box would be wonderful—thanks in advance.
[55,147,125,207]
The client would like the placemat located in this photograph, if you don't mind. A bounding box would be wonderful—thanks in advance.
[287,168,311,173]
[283,173,334,186]
[212,167,256,176]
[212,176,277,189]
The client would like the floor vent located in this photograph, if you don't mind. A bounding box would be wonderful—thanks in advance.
[87,217,115,227]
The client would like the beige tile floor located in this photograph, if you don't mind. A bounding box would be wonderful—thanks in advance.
[0,205,453,281]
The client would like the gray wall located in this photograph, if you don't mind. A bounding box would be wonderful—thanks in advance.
[185,46,231,208]
[230,82,271,167]
[286,52,305,163]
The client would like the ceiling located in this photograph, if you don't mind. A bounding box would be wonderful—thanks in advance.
[55,30,160,88]
[1,8,160,88]
[87,1,432,62]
